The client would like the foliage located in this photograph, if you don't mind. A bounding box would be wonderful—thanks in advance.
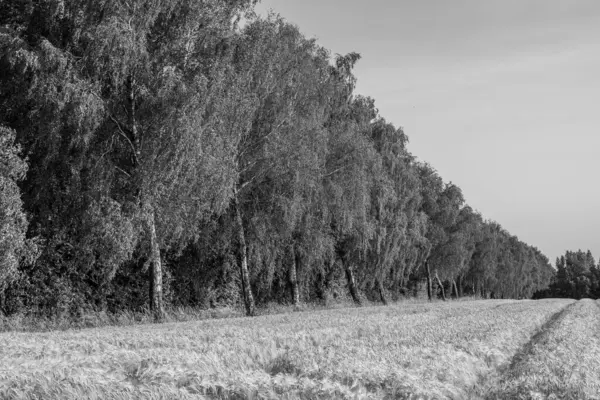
[540,249,599,300]
[0,126,29,298]
[0,1,557,317]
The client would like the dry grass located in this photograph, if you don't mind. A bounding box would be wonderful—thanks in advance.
[0,299,577,399]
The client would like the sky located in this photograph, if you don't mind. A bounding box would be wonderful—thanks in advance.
[255,0,600,265]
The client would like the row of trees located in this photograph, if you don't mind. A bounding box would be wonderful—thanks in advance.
[0,0,554,321]
[536,250,600,300]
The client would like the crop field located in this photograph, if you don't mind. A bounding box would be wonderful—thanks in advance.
[1,298,599,399]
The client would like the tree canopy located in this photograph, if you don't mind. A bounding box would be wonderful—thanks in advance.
[0,1,557,320]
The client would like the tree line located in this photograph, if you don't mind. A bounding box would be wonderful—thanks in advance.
[534,250,600,300]
[0,0,554,321]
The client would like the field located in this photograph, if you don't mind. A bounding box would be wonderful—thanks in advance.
[1,298,599,399]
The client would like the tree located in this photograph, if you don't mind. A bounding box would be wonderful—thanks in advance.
[323,59,379,305]
[0,0,257,320]
[214,15,338,314]
[364,118,419,304]
[415,163,465,301]
[432,206,482,298]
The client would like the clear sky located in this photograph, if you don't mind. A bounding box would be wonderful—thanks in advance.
[256,0,600,265]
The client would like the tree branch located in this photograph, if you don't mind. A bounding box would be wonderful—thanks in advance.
[322,164,351,179]
[90,91,139,166]
[114,165,131,177]
[108,113,139,167]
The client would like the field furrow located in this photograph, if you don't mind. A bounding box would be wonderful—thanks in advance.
[0,299,575,399]
[483,299,600,400]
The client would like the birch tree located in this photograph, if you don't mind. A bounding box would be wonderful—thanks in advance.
[0,0,257,320]
[228,16,334,314]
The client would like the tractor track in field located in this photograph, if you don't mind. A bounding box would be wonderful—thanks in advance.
[466,300,578,400]
[495,301,577,374]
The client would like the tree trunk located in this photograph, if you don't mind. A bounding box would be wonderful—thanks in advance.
[317,272,326,301]
[234,195,255,316]
[148,261,154,311]
[127,73,141,167]
[435,272,446,301]
[399,274,405,294]
[425,261,433,301]
[344,261,361,305]
[0,291,6,316]
[320,259,335,303]
[452,279,459,300]
[147,211,164,322]
[289,245,300,308]
[378,280,388,305]
[458,275,464,297]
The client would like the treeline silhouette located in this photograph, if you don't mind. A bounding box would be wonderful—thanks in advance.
[0,0,554,321]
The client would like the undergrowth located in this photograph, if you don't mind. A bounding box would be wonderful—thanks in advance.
[0,295,465,333]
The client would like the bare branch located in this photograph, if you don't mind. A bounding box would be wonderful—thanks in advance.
[238,173,259,192]
[322,164,351,179]
[108,114,139,166]
[89,91,139,166]
[114,165,131,177]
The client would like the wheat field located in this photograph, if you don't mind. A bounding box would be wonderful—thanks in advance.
[2,298,599,399]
